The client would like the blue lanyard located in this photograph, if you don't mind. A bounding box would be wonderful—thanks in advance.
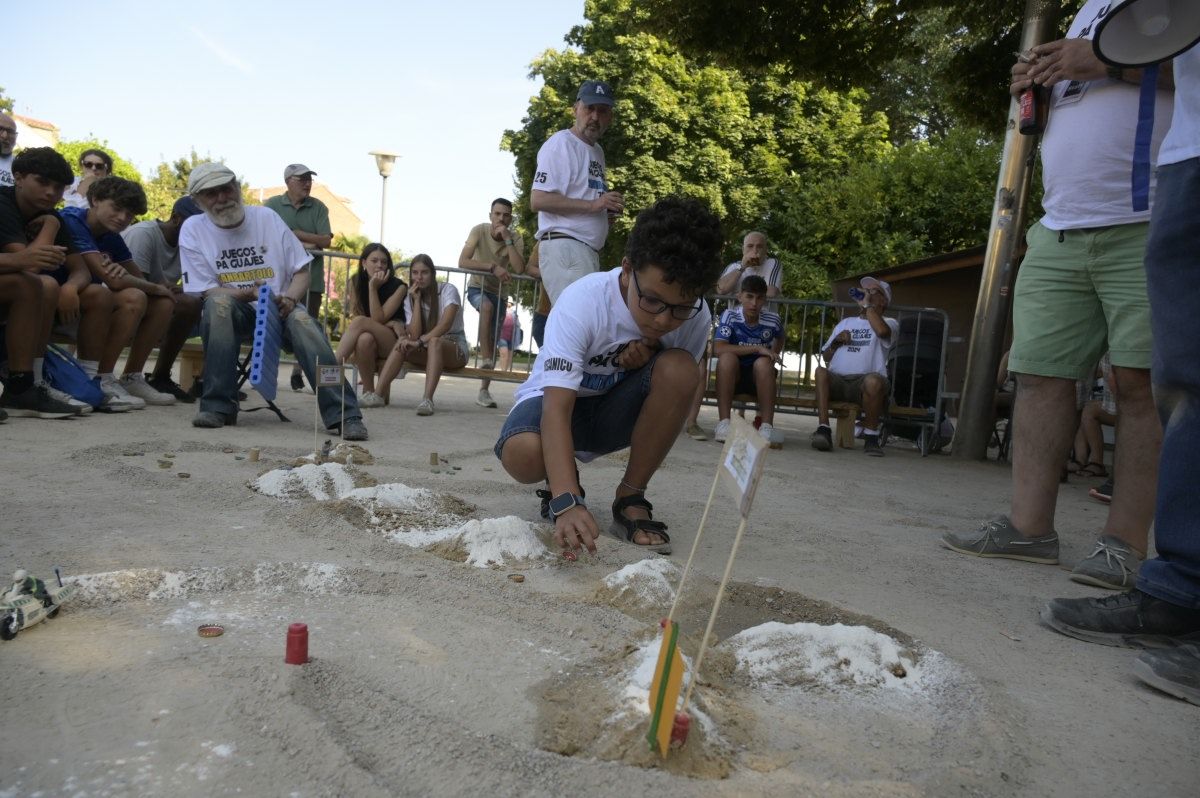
[1131,64,1159,212]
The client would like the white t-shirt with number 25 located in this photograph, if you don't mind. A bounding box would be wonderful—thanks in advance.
[532,129,609,251]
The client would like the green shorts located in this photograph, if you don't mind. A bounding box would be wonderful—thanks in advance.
[1009,221,1151,381]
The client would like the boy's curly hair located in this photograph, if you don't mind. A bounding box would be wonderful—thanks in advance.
[624,196,724,299]
[87,177,148,215]
[11,147,74,185]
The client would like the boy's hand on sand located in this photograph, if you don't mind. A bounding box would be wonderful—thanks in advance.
[554,506,598,555]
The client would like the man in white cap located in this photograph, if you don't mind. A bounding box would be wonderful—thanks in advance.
[530,79,624,305]
[265,164,333,392]
[811,276,899,456]
[179,162,366,439]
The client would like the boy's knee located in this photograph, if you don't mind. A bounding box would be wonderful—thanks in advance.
[652,349,699,391]
[863,373,885,394]
[500,432,545,483]
[117,287,147,310]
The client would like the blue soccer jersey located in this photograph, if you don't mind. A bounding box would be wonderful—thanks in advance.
[715,306,783,363]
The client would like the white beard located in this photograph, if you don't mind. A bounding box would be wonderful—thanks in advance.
[206,202,245,228]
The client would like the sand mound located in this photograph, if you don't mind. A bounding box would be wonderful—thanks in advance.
[723,621,920,691]
[393,516,551,568]
[535,635,742,779]
[596,559,680,611]
[252,463,373,501]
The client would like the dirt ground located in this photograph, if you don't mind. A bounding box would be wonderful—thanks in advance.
[1,371,1195,798]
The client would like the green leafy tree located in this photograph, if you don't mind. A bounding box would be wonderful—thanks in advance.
[142,152,260,220]
[503,0,891,282]
[635,0,1073,134]
[0,87,13,114]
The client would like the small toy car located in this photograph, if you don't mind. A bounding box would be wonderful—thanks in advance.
[1,568,77,641]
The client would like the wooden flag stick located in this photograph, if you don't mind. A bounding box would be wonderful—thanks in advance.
[313,354,320,456]
[679,514,748,715]
[666,467,722,624]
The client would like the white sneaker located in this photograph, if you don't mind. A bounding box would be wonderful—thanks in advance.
[758,422,774,441]
[476,388,497,408]
[416,398,435,416]
[42,383,91,415]
[121,373,175,405]
[100,375,146,410]
[359,391,385,408]
[713,418,731,443]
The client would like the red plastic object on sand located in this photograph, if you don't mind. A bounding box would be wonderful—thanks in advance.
[285,622,309,664]
[670,712,690,747]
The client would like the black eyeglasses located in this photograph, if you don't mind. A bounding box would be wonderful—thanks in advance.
[631,270,703,320]
[81,161,107,170]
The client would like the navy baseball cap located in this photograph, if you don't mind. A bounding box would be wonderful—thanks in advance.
[576,80,615,106]
[171,195,202,219]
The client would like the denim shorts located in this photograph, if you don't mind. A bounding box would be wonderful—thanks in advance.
[1010,221,1152,380]
[494,353,660,461]
[466,286,505,315]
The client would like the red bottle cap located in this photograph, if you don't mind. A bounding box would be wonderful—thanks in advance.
[285,622,309,665]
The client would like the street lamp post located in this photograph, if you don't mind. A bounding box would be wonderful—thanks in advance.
[368,150,399,243]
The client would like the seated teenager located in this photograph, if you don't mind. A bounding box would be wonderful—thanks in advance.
[61,177,181,407]
[712,274,783,444]
[179,163,367,440]
[120,196,206,401]
[334,243,406,408]
[811,276,900,456]
[495,196,725,556]
[375,254,468,416]
[0,147,90,418]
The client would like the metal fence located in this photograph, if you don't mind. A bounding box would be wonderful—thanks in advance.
[312,249,952,450]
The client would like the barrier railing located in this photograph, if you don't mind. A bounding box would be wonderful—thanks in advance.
[311,249,951,451]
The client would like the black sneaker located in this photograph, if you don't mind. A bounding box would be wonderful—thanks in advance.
[1134,645,1200,705]
[148,374,196,404]
[1041,589,1200,648]
[291,371,305,392]
[0,384,77,419]
[0,407,7,423]
[810,425,833,452]
[863,435,884,457]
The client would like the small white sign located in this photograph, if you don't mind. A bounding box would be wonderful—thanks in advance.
[718,416,768,518]
[317,365,343,387]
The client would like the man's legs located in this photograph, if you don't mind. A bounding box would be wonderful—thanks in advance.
[815,366,831,426]
[197,293,256,419]
[99,287,147,375]
[150,292,203,392]
[859,373,887,432]
[1102,367,1157,556]
[466,286,503,406]
[1008,374,1078,537]
[540,239,599,305]
[284,306,363,429]
[291,290,323,390]
[123,295,174,375]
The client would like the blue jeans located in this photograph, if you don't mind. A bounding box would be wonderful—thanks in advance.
[466,286,505,341]
[199,293,361,427]
[494,351,664,461]
[532,312,548,348]
[1137,157,1200,609]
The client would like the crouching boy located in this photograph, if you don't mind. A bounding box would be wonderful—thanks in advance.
[495,196,724,556]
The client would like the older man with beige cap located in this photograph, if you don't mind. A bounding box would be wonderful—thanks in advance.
[179,162,366,439]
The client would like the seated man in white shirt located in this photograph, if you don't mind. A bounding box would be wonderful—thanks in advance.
[811,276,899,456]
[179,163,366,439]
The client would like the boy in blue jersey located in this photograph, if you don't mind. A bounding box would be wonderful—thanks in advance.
[712,275,783,443]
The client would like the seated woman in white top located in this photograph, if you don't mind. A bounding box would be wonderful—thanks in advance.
[335,243,406,408]
[376,254,468,415]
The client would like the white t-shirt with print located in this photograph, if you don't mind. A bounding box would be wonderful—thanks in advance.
[822,315,901,377]
[0,154,13,187]
[179,205,311,296]
[514,267,711,408]
[720,257,782,291]
[1038,0,1174,230]
[404,280,465,339]
[532,129,609,250]
[61,177,88,209]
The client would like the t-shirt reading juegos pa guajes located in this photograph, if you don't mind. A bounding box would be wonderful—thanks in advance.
[179,205,311,297]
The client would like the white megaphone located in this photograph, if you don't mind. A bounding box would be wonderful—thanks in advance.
[1093,0,1200,67]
